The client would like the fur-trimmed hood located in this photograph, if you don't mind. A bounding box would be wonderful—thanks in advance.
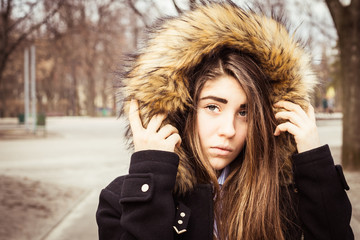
[120,2,317,194]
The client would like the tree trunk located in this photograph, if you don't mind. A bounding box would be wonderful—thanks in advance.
[0,87,6,117]
[87,74,96,117]
[326,0,360,170]
[339,17,360,170]
[70,63,79,116]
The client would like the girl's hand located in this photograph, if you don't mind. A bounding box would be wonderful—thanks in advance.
[274,101,320,153]
[129,99,181,152]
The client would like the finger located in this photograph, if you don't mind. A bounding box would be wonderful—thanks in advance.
[274,101,308,120]
[147,114,166,132]
[158,124,179,139]
[275,111,303,128]
[306,104,316,123]
[166,133,182,149]
[129,99,143,133]
[274,122,300,137]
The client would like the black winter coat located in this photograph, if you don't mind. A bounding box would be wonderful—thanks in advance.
[96,145,353,240]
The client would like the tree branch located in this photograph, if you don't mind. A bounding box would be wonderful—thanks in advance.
[325,0,343,33]
[0,0,63,86]
[1,0,13,23]
[126,0,148,28]
[7,0,63,54]
[7,1,38,32]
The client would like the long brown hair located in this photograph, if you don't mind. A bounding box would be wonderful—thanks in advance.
[183,48,293,240]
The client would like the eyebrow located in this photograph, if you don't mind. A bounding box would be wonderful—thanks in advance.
[199,96,227,104]
[199,95,247,108]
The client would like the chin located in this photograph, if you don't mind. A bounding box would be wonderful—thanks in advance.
[210,161,228,171]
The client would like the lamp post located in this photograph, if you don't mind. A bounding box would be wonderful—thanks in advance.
[24,45,36,133]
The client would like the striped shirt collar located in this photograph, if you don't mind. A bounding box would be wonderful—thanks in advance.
[217,165,230,186]
[214,165,231,237]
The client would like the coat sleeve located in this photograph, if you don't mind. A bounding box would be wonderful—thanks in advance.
[96,150,179,240]
[293,145,354,240]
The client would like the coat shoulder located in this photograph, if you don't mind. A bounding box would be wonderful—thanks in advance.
[103,176,126,195]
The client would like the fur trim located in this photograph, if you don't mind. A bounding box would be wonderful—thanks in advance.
[120,2,317,194]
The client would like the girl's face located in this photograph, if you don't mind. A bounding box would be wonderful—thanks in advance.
[196,75,248,171]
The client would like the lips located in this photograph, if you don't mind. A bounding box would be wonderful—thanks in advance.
[210,146,233,156]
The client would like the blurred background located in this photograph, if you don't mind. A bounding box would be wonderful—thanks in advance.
[0,0,350,118]
[0,0,359,239]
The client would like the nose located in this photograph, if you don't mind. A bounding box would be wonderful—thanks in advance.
[218,113,236,138]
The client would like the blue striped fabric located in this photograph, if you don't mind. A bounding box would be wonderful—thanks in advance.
[218,165,230,186]
[214,165,231,237]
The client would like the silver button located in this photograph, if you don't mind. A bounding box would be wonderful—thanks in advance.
[141,184,149,192]
[178,220,183,225]
[180,212,185,217]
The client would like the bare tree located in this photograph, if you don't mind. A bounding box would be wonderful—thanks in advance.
[81,0,122,116]
[35,0,126,116]
[0,0,134,117]
[0,0,62,94]
[325,0,360,170]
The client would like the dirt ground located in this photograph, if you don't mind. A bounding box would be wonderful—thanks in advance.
[0,175,86,240]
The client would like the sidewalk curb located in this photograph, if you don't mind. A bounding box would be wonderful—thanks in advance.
[39,189,92,240]
[41,189,100,240]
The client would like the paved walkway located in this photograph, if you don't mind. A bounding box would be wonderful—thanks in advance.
[0,116,359,239]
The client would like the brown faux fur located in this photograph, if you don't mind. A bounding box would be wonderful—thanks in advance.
[119,2,317,194]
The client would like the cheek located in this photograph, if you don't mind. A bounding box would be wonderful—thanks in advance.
[196,111,212,143]
[196,113,206,141]
[235,124,248,145]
